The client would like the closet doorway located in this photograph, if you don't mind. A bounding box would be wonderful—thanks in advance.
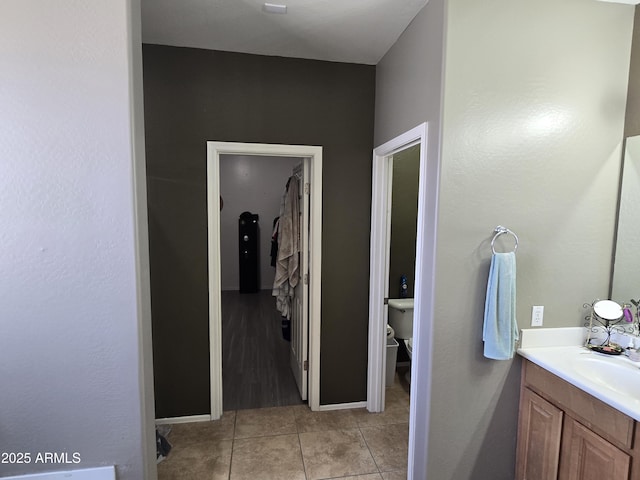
[207,142,323,419]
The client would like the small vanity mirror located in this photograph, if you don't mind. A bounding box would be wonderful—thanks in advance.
[585,300,627,354]
[593,299,623,321]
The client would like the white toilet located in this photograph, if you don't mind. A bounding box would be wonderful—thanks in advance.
[388,298,414,360]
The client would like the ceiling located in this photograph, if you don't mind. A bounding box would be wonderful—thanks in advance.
[141,0,429,65]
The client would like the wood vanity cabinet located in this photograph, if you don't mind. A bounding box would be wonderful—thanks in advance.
[516,359,640,480]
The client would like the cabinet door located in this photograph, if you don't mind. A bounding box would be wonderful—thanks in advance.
[516,388,563,480]
[558,417,630,480]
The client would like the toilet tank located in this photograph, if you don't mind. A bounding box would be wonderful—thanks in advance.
[388,298,414,339]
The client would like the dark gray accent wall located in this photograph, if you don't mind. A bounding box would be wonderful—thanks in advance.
[388,144,420,299]
[143,45,375,416]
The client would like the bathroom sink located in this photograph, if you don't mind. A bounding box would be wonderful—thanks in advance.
[570,354,640,398]
[518,341,640,421]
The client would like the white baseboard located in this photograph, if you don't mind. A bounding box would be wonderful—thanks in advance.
[156,403,368,418]
[317,401,367,412]
[2,466,115,480]
[155,414,211,425]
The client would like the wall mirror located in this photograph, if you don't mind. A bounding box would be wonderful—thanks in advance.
[611,135,640,302]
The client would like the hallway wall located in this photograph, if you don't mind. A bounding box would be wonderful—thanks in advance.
[143,45,376,416]
[1,1,154,478]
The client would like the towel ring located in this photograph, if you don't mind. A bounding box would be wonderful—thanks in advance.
[491,225,518,254]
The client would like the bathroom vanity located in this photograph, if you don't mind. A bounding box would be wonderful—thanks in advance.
[517,359,639,479]
[517,329,640,480]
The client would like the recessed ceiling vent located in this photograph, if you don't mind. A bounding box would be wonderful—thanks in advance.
[263,3,288,14]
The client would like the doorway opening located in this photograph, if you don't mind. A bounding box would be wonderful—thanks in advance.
[219,154,304,411]
[367,123,438,479]
[386,143,421,389]
[207,142,323,419]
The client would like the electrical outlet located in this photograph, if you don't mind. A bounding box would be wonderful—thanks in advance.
[531,306,544,327]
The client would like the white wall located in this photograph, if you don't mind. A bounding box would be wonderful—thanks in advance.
[0,1,154,478]
[219,155,302,290]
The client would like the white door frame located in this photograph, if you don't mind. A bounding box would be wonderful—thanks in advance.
[367,123,438,480]
[206,142,322,419]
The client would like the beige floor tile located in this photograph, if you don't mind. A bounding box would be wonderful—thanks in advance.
[352,387,410,428]
[388,369,411,393]
[292,405,359,433]
[166,412,236,446]
[361,423,409,472]
[381,471,407,480]
[353,400,409,427]
[385,386,410,409]
[299,428,378,480]
[230,433,306,480]
[157,438,232,480]
[340,475,384,479]
[235,406,297,438]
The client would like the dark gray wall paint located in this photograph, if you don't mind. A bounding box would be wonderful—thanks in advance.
[388,145,420,299]
[143,45,375,416]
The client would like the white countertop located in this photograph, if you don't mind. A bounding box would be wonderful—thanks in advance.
[518,328,640,421]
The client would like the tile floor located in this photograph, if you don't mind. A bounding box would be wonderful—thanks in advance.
[158,375,410,480]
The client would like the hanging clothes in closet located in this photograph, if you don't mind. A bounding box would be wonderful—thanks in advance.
[272,175,300,326]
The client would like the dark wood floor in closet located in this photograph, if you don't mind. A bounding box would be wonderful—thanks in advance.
[221,289,304,411]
